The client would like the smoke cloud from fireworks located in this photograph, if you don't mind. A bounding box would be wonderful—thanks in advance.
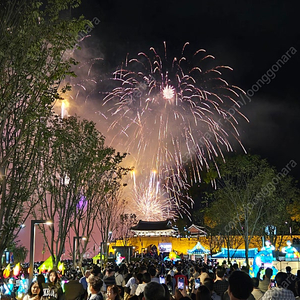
[61,41,248,220]
[99,42,248,219]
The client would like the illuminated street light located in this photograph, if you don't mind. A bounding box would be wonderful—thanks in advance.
[29,220,53,283]
[73,236,87,265]
[285,221,292,237]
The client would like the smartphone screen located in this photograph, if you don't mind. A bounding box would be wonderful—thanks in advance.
[159,275,165,284]
[271,280,276,288]
[177,277,184,290]
[195,278,200,289]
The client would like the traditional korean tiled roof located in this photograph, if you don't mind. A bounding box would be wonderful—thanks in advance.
[212,248,259,259]
[187,224,207,236]
[187,242,210,254]
[131,220,174,231]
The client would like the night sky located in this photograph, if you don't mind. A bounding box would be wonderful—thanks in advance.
[19,0,300,260]
[72,0,300,181]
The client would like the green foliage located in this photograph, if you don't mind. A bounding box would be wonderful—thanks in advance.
[6,241,28,264]
[36,115,130,266]
[204,154,300,265]
[174,216,189,236]
[0,0,89,256]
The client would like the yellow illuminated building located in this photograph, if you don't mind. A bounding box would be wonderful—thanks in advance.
[109,235,299,256]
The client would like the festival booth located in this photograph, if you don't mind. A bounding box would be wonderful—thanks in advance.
[187,242,210,260]
[92,253,105,264]
[93,247,132,265]
[38,256,65,274]
[112,246,133,264]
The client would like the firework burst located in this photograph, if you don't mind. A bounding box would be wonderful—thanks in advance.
[103,42,248,218]
[131,170,176,221]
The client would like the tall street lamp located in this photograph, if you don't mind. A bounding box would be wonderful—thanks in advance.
[29,220,53,284]
[73,236,87,265]
[285,221,292,238]
[106,231,113,259]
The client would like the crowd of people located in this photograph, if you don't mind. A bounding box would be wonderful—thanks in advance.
[8,258,300,300]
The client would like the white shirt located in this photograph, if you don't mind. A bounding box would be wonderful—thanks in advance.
[125,277,136,288]
[115,273,124,286]
[125,277,137,295]
[89,294,97,300]
[135,283,147,296]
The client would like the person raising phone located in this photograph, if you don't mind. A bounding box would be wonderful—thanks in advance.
[174,266,188,288]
